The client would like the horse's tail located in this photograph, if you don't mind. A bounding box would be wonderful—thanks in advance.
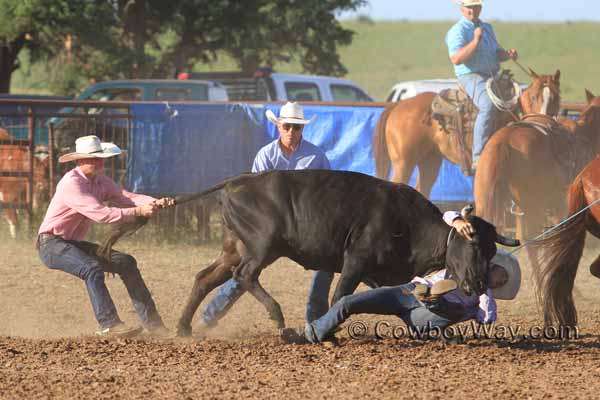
[373,106,393,179]
[474,137,510,227]
[536,176,587,327]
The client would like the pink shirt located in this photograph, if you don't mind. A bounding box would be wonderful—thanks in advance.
[38,167,156,241]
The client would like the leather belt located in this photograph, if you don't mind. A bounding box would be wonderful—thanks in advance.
[36,233,60,249]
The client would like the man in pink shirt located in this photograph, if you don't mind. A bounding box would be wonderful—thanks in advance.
[37,135,174,338]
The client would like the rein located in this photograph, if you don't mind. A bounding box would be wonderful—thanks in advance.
[509,197,600,255]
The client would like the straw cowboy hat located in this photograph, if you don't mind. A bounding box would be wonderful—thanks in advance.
[58,135,122,163]
[460,0,483,6]
[265,102,316,126]
[490,249,521,300]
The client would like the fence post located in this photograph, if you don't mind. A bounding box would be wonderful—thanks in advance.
[27,106,35,231]
[48,122,56,197]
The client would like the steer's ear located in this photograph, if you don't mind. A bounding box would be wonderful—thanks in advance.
[495,233,520,247]
[460,204,474,219]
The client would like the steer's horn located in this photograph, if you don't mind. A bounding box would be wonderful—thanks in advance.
[460,204,474,219]
[495,233,520,247]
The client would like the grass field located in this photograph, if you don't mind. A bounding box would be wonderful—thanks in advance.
[13,20,599,102]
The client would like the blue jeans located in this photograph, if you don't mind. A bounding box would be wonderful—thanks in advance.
[304,283,468,343]
[38,236,163,330]
[201,270,335,326]
[458,72,498,164]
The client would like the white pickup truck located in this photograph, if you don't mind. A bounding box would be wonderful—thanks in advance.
[178,69,374,102]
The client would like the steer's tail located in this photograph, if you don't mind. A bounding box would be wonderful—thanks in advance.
[373,106,394,179]
[174,174,248,205]
[98,173,254,261]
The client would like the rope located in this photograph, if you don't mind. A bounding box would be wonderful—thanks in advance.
[486,75,522,113]
[508,197,600,255]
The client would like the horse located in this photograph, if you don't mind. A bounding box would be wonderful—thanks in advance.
[536,154,600,328]
[373,69,561,197]
[475,90,600,276]
[0,128,49,238]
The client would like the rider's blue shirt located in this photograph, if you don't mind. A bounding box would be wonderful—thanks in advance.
[446,17,501,77]
[251,138,330,172]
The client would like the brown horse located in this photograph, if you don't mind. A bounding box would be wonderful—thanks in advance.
[373,70,561,197]
[475,91,600,275]
[0,128,49,238]
[536,154,600,327]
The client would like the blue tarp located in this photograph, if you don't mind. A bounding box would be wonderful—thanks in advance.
[127,103,474,202]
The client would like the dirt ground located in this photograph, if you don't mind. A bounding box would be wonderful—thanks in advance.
[2,225,600,399]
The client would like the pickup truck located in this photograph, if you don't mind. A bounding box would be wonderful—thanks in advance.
[52,79,229,150]
[177,69,374,102]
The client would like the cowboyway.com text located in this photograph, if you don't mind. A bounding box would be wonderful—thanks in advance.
[346,320,579,341]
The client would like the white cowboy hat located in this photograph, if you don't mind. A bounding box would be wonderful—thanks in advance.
[460,0,483,6]
[58,135,122,163]
[265,102,316,126]
[490,249,521,300]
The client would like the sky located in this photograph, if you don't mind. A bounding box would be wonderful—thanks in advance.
[338,0,599,22]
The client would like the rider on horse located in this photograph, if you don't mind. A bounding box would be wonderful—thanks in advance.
[446,0,519,172]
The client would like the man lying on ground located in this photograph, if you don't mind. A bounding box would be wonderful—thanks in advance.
[280,211,521,344]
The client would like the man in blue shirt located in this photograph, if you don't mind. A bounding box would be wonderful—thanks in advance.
[198,102,333,331]
[446,0,518,171]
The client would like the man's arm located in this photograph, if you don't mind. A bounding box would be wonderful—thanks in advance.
[101,176,156,208]
[443,211,474,240]
[62,179,140,224]
[449,27,483,65]
[497,47,518,62]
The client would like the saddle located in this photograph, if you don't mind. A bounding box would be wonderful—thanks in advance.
[431,70,519,175]
[431,88,478,174]
[509,114,595,185]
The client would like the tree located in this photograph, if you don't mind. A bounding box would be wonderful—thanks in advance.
[0,0,115,93]
[161,0,366,77]
[8,0,366,94]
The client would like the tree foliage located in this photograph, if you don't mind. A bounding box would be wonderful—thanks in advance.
[3,0,365,94]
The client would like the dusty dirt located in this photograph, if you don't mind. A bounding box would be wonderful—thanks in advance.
[2,225,600,399]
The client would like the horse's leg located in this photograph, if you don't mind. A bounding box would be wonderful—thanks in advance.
[176,227,241,336]
[416,150,443,198]
[520,209,546,277]
[234,258,285,329]
[390,158,417,185]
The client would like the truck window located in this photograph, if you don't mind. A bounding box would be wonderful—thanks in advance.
[331,84,372,102]
[284,82,321,101]
[87,88,142,101]
[154,88,195,101]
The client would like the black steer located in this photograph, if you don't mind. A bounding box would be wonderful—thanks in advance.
[169,170,519,336]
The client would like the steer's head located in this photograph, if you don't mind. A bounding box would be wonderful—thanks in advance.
[445,207,519,296]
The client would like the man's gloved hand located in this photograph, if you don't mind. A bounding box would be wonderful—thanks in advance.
[153,197,176,209]
[452,218,475,241]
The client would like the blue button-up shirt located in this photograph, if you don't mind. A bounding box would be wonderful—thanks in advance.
[445,17,500,77]
[251,138,330,173]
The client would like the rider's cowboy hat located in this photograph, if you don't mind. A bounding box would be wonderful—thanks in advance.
[460,0,483,6]
[58,135,122,163]
[490,249,521,300]
[265,102,316,126]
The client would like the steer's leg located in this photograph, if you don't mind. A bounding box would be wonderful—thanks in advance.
[176,226,241,337]
[235,259,285,329]
[331,256,366,306]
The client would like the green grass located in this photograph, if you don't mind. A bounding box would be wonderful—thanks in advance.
[12,20,600,102]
